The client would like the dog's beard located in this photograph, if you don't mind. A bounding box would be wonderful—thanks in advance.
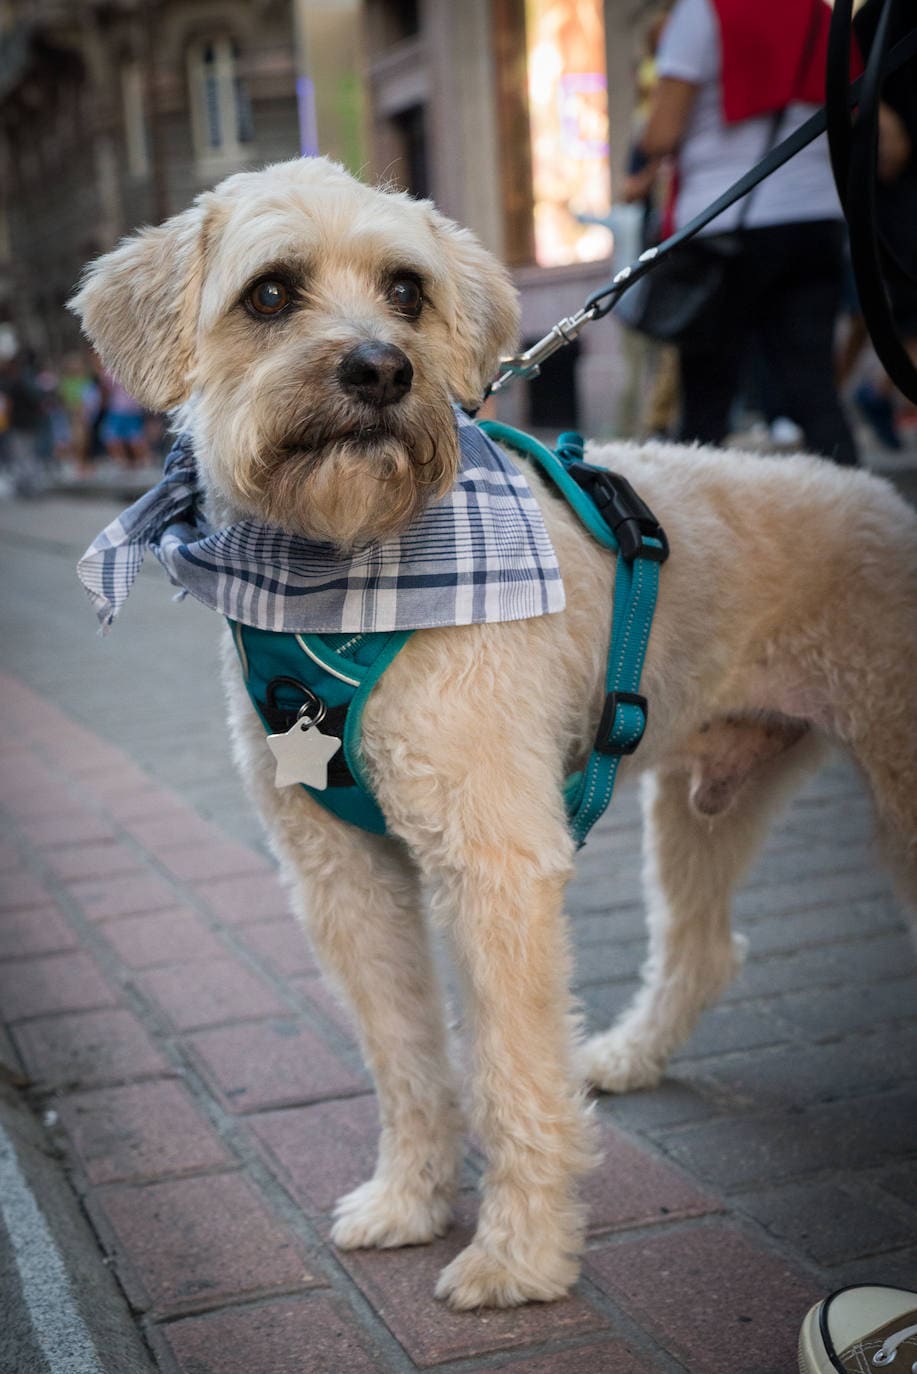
[197,354,461,552]
[261,407,454,549]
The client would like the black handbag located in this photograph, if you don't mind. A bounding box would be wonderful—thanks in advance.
[614,233,744,347]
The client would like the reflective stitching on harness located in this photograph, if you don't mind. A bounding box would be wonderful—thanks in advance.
[294,635,362,687]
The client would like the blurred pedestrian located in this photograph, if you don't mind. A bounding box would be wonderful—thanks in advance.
[100,371,150,469]
[57,351,96,475]
[0,352,49,495]
[639,0,858,465]
[617,5,680,440]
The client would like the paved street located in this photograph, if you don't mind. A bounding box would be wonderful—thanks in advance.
[0,472,915,1374]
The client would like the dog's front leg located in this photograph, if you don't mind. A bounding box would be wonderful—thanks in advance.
[225,656,461,1246]
[311,831,461,1249]
[267,804,462,1248]
[426,822,598,1308]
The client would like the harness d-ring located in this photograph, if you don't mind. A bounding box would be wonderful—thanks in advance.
[265,676,327,728]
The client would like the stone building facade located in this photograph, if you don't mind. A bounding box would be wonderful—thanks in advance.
[0,0,304,359]
[1,0,650,435]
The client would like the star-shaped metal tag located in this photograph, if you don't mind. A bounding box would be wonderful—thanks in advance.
[266,720,341,790]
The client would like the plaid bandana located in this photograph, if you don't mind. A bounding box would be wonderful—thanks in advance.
[77,408,565,634]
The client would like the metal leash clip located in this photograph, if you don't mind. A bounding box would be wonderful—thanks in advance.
[489,305,601,395]
[487,251,658,397]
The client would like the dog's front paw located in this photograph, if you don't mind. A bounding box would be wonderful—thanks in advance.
[577,1027,665,1094]
[435,1240,577,1309]
[331,1178,452,1250]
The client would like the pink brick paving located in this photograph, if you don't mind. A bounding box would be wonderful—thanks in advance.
[0,668,884,1373]
[586,1223,823,1374]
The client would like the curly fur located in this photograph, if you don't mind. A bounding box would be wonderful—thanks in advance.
[71,156,917,1310]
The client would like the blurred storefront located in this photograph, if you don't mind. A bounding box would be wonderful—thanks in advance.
[362,0,654,434]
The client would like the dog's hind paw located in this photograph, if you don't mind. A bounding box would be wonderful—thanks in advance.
[435,1241,576,1309]
[331,1178,452,1250]
[577,1029,665,1094]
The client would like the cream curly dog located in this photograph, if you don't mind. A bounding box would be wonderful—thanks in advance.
[71,157,917,1309]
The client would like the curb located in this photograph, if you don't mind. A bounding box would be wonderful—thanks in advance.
[0,1081,156,1374]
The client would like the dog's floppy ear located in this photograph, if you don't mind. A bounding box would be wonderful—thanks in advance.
[427,209,520,409]
[68,199,213,411]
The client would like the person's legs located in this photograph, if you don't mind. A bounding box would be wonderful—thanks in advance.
[678,329,744,447]
[643,344,680,436]
[677,245,750,447]
[755,221,859,465]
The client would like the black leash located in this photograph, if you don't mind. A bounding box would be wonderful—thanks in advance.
[488,11,917,402]
[828,0,917,402]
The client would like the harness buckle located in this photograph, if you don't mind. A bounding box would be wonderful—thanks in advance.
[594,691,648,756]
[567,463,669,563]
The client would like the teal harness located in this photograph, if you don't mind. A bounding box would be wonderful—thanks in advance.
[230,423,668,848]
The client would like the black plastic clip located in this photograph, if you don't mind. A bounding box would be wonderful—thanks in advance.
[594,691,648,756]
[567,463,669,562]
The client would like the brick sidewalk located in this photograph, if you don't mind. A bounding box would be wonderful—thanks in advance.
[1,667,915,1374]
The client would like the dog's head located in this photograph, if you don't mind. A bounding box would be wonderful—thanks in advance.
[69,157,519,548]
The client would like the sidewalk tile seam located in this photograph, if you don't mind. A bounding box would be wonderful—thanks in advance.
[582,1209,740,1253]
[145,1279,330,1323]
[817,1237,917,1273]
[72,1163,243,1193]
[652,1087,917,1145]
[627,1168,914,1281]
[83,1192,329,1322]
[22,1068,181,1098]
[663,1010,917,1073]
[190,1069,373,1116]
[142,1289,417,1374]
[576,920,909,962]
[142,1286,398,1332]
[585,1204,728,1244]
[126,968,298,1034]
[536,1271,694,1374]
[416,1333,668,1374]
[132,1005,298,1036]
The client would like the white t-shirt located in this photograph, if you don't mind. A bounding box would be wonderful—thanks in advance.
[656,0,842,233]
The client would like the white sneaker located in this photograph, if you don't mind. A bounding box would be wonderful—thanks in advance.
[770,416,804,448]
[799,1285,917,1373]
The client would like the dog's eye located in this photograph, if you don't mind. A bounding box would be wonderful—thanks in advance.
[248,280,290,317]
[388,276,423,319]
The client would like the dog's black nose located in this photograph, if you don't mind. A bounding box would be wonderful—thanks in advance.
[337,342,413,407]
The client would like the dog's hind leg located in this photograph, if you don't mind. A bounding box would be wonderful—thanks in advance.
[580,730,826,1093]
[820,571,917,921]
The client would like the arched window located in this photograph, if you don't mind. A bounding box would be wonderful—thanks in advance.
[188,36,254,170]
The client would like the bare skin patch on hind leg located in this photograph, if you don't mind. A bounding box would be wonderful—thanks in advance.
[675,715,810,817]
